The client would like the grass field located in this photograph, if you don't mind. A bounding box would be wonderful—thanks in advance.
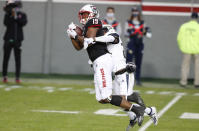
[0,75,199,131]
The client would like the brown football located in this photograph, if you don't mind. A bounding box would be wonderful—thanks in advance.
[75,25,83,36]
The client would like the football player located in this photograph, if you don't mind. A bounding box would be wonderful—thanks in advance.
[84,25,158,128]
[67,4,145,126]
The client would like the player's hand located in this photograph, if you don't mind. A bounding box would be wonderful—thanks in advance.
[83,38,95,49]
[85,38,95,44]
[146,32,152,38]
[67,28,77,39]
[126,62,136,73]
[68,22,76,30]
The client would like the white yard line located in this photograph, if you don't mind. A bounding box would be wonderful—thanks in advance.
[159,91,173,95]
[193,93,199,96]
[145,91,155,94]
[180,112,199,120]
[94,109,127,117]
[138,94,183,131]
[32,110,80,114]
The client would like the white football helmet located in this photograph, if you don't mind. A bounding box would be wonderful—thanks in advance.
[78,4,99,25]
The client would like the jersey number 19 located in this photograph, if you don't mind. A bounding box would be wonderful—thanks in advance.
[93,19,99,24]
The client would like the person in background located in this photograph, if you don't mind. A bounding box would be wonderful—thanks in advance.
[125,7,151,85]
[2,0,27,83]
[177,12,199,88]
[102,7,122,35]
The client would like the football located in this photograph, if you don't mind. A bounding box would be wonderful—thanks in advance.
[75,25,83,36]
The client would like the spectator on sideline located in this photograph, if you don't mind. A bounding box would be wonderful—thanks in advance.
[177,12,199,88]
[2,0,27,83]
[125,7,152,85]
[102,7,122,35]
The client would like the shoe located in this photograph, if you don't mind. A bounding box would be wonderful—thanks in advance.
[180,84,186,88]
[126,119,137,131]
[195,85,199,88]
[3,77,8,83]
[129,119,137,127]
[16,79,21,84]
[130,105,145,126]
[148,107,158,125]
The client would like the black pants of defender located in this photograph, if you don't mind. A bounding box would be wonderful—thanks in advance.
[2,41,22,78]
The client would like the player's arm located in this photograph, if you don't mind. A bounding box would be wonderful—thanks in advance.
[143,22,152,38]
[70,36,84,50]
[84,33,119,46]
[86,27,98,38]
[95,33,119,44]
[67,22,84,51]
[70,27,98,50]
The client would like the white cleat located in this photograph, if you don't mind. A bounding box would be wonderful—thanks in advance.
[149,107,158,126]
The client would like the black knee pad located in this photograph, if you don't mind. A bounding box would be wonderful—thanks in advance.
[127,92,146,108]
[110,95,122,106]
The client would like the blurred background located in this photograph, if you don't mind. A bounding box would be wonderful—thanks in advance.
[0,0,198,79]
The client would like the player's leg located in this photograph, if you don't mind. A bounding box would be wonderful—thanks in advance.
[113,59,128,97]
[126,41,134,63]
[180,54,191,86]
[2,41,12,82]
[112,63,139,128]
[128,103,158,126]
[135,44,143,85]
[111,58,139,127]
[127,72,158,125]
[127,72,134,96]
[14,42,22,81]
[108,95,145,126]
[116,62,158,125]
[115,62,145,107]
[194,54,199,87]
[93,54,145,126]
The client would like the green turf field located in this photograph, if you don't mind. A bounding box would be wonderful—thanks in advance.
[0,76,199,131]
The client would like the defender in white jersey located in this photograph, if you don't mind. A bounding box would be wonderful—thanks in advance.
[85,25,130,96]
[105,25,128,96]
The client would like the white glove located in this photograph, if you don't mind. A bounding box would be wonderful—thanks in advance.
[83,38,95,49]
[146,32,152,38]
[68,22,76,30]
[85,38,95,44]
[67,29,77,39]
